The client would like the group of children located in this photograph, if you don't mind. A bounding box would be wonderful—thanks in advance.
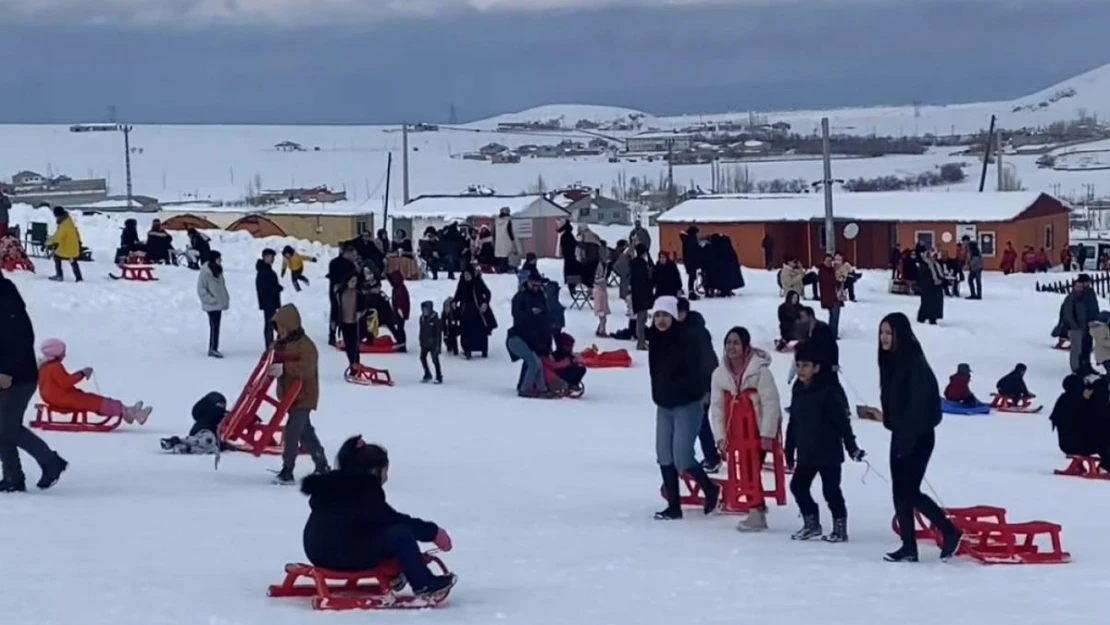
[942,363,1034,408]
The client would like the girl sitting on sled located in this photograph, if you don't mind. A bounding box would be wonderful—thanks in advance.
[38,339,152,424]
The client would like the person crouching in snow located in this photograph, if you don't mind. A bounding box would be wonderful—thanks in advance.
[161,391,227,454]
[418,301,444,384]
[300,436,457,599]
[709,326,782,531]
[996,363,1034,403]
[38,339,151,424]
[270,304,330,484]
[784,344,865,542]
[943,363,982,407]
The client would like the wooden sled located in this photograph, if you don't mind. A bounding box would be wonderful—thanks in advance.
[337,335,398,354]
[267,552,453,610]
[578,346,632,369]
[345,364,394,386]
[989,393,1042,414]
[30,403,121,433]
[1054,455,1110,480]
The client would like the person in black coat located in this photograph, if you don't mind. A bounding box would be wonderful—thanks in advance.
[300,436,456,597]
[256,249,284,348]
[677,297,720,471]
[186,227,212,269]
[145,219,176,264]
[557,220,579,293]
[649,296,719,520]
[327,246,360,346]
[1050,374,1110,461]
[680,226,702,298]
[507,272,552,397]
[784,344,864,542]
[996,363,1033,401]
[349,231,385,277]
[0,270,66,492]
[777,291,802,350]
[453,267,494,359]
[653,252,683,299]
[795,306,839,373]
[878,312,960,562]
[118,218,143,262]
[629,244,654,350]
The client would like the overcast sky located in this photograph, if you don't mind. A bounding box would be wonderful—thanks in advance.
[2,0,1108,124]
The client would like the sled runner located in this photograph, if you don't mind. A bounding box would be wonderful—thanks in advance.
[892,504,1070,564]
[577,346,632,368]
[267,551,453,610]
[109,264,157,282]
[989,393,1042,413]
[218,350,307,457]
[940,399,991,415]
[337,335,398,354]
[30,403,121,433]
[1054,455,1110,480]
[345,364,394,387]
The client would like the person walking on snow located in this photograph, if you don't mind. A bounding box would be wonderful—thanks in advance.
[256,248,284,348]
[197,250,230,358]
[0,270,67,492]
[651,296,720,520]
[47,206,83,282]
[878,312,962,562]
[1063,274,1100,376]
[709,326,781,530]
[784,344,864,542]
[675,297,720,472]
[418,301,444,384]
[270,304,330,484]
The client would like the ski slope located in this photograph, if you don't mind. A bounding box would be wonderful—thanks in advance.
[3,224,1106,624]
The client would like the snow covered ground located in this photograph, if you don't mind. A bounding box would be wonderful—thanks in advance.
[3,216,1107,624]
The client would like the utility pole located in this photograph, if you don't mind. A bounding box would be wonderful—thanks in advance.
[996,132,1004,191]
[401,122,410,204]
[122,124,134,208]
[821,117,835,254]
[666,139,676,207]
[978,115,996,192]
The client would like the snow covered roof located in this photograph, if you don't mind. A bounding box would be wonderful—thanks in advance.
[396,195,548,219]
[265,201,375,217]
[656,192,1056,224]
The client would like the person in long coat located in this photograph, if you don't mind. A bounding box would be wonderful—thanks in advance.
[453,267,494,359]
[493,207,516,271]
[629,244,655,350]
[557,220,579,292]
[680,226,702,297]
[916,248,945,325]
[653,252,683,299]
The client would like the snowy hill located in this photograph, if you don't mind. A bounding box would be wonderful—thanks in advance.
[469,104,654,130]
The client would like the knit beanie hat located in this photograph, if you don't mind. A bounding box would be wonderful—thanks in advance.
[40,338,67,359]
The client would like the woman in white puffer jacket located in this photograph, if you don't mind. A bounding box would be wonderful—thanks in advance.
[709,326,783,532]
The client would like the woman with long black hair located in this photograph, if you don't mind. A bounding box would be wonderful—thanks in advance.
[878,312,961,562]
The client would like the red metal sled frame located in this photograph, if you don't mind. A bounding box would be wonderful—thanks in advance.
[346,364,395,386]
[672,389,787,513]
[2,257,34,273]
[989,393,1040,413]
[117,264,157,281]
[267,552,452,610]
[219,350,306,456]
[336,336,397,354]
[31,403,121,433]
[892,505,1070,564]
[1054,455,1110,480]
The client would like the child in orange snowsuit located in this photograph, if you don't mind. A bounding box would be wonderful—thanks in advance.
[37,339,152,423]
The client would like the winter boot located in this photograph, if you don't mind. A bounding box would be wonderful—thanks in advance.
[685,464,720,515]
[160,436,182,451]
[0,476,27,493]
[37,453,68,490]
[791,514,823,540]
[272,467,296,485]
[414,573,457,601]
[823,517,848,543]
[883,546,919,563]
[389,574,407,593]
[124,403,152,425]
[939,528,964,561]
[208,349,224,359]
[311,453,330,475]
[654,464,683,520]
[736,507,769,532]
[421,374,432,383]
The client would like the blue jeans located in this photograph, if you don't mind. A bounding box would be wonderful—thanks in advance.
[507,336,547,393]
[380,525,434,589]
[656,401,703,471]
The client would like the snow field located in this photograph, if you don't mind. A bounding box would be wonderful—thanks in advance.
[3,231,1108,624]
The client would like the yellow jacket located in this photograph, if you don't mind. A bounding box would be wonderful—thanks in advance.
[281,252,313,275]
[49,217,81,260]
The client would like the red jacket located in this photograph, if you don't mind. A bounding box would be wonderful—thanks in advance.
[387,270,410,321]
[817,265,840,310]
[943,372,972,401]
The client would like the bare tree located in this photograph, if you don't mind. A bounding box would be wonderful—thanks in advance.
[999,167,1024,192]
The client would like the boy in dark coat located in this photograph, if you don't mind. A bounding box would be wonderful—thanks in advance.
[256,249,284,348]
[676,297,720,472]
[996,363,1034,402]
[418,301,443,384]
[785,345,864,542]
[301,436,456,599]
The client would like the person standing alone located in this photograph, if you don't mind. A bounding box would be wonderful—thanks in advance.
[270,304,329,484]
[197,250,230,358]
[0,269,67,492]
[256,248,283,349]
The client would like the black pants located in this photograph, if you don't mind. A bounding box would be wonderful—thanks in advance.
[53,256,82,281]
[309,524,435,588]
[290,269,309,291]
[328,289,341,344]
[790,464,846,519]
[339,323,360,367]
[686,268,698,295]
[0,382,55,481]
[392,321,407,348]
[263,308,277,348]
[207,311,222,352]
[282,407,327,472]
[696,402,719,466]
[420,348,442,380]
[890,429,956,550]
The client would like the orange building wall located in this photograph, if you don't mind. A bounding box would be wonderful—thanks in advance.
[894,212,1070,271]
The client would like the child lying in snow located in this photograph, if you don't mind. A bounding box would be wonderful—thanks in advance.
[160,392,228,455]
[38,339,151,423]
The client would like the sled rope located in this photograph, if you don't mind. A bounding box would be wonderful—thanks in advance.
[923,476,946,508]
[860,459,888,485]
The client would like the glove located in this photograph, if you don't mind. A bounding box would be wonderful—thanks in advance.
[849,448,866,462]
[267,363,284,377]
[433,527,453,552]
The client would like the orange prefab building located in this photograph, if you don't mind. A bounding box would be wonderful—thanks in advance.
[656,191,1072,271]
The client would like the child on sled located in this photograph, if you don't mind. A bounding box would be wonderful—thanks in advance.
[300,436,457,599]
[943,363,984,407]
[160,391,228,454]
[541,332,587,394]
[996,363,1035,403]
[38,339,152,424]
[1050,374,1110,466]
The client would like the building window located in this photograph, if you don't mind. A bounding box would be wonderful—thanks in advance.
[356,219,371,235]
[1044,224,1055,250]
[978,231,996,256]
[914,230,935,249]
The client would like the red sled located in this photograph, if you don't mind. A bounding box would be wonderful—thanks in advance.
[1053,338,1070,350]
[218,350,308,456]
[267,551,453,610]
[31,403,122,433]
[345,364,394,386]
[989,393,1042,413]
[1054,455,1110,480]
[109,264,157,281]
[578,346,632,368]
[669,389,787,513]
[892,504,1070,564]
[2,257,34,272]
[337,335,398,354]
